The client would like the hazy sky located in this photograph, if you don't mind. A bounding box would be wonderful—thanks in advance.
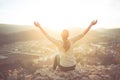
[0,0,120,30]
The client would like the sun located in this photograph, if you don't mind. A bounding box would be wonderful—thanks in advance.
[3,0,110,30]
[30,0,103,30]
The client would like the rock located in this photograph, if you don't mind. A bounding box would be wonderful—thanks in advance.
[25,74,32,80]
[33,76,49,80]
[101,75,112,80]
[89,74,102,80]
[81,77,90,80]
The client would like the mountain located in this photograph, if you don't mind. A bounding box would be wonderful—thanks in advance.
[0,24,120,46]
[0,24,33,34]
[0,29,43,45]
[0,24,35,45]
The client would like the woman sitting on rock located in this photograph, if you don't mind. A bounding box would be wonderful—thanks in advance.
[34,20,97,71]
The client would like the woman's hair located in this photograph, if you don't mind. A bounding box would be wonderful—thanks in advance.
[61,29,69,40]
[61,29,70,52]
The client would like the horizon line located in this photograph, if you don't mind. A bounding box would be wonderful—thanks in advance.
[0,23,120,30]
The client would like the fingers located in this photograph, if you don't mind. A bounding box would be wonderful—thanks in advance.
[92,20,97,23]
[34,21,38,25]
[34,21,40,27]
[92,20,97,25]
[93,20,97,24]
[90,20,97,26]
[94,20,97,23]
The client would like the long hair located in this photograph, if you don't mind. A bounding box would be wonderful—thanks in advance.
[61,30,71,52]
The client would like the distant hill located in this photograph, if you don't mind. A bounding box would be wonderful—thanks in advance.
[0,24,33,34]
[0,29,43,45]
[0,24,35,45]
[0,24,120,45]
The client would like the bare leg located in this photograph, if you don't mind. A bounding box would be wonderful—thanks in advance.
[53,55,60,70]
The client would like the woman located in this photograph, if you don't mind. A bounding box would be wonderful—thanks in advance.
[34,20,97,71]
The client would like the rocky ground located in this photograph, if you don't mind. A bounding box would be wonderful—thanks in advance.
[32,64,120,80]
[1,63,120,80]
[0,40,120,80]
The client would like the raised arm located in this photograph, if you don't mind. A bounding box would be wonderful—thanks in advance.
[82,20,97,35]
[34,21,59,46]
[70,20,97,43]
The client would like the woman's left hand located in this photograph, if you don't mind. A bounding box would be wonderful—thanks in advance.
[90,20,97,26]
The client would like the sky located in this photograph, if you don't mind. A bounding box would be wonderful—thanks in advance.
[0,0,120,30]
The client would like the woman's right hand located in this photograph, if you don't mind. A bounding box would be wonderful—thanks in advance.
[34,21,40,27]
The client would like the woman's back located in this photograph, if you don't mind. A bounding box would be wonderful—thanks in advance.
[57,40,76,67]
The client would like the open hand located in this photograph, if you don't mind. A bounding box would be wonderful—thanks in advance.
[90,20,97,26]
[34,21,40,27]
